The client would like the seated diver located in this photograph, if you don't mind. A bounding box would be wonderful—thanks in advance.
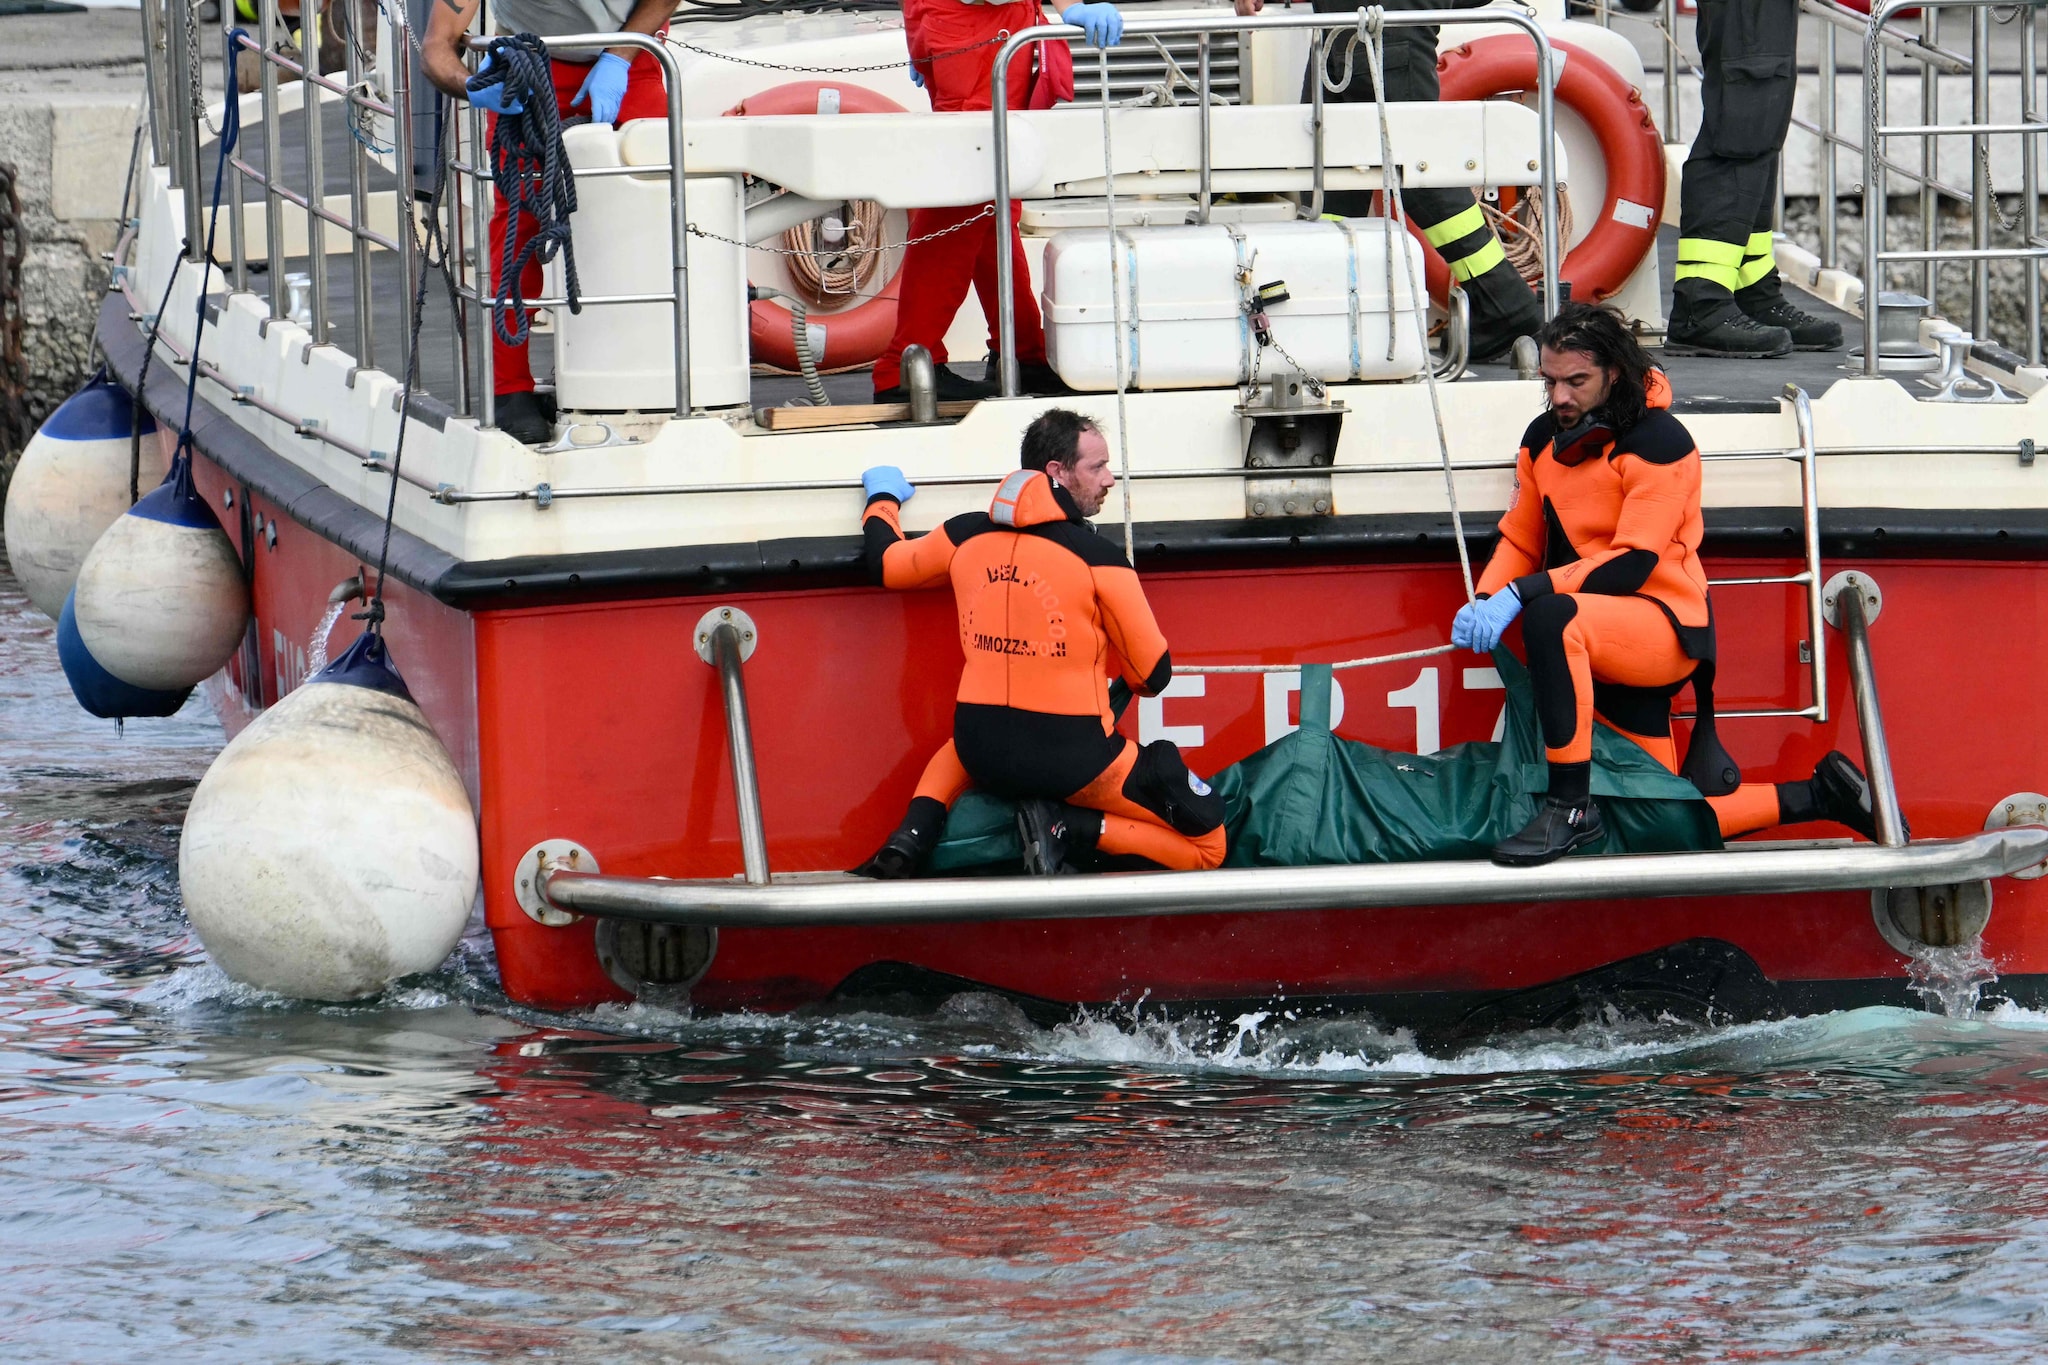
[852,409,1229,877]
[1453,302,1887,867]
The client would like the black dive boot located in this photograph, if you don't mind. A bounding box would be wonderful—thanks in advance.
[1492,762,1605,867]
[1667,282,1794,359]
[1735,275,1844,352]
[1015,799,1101,876]
[1775,750,1905,843]
[1462,260,1546,364]
[852,796,949,879]
[493,390,555,445]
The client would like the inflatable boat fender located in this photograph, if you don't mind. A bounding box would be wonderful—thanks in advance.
[3,372,157,621]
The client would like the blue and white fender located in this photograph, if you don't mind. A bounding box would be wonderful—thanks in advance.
[2,371,156,621]
[178,630,481,1000]
[67,451,249,700]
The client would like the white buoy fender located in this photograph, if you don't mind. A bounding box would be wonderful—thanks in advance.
[72,450,249,692]
[2,371,156,620]
[179,631,480,1000]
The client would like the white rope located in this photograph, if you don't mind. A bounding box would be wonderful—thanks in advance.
[1179,642,1459,676]
[1362,7,1476,607]
[1099,47,1136,565]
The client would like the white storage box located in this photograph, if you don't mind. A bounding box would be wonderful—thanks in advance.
[1040,219,1430,391]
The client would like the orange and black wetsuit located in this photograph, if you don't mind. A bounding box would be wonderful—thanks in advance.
[1479,370,1783,838]
[864,469,1227,871]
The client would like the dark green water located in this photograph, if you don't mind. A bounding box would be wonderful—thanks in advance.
[7,565,2048,1362]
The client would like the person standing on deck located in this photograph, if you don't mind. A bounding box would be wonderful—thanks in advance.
[1233,0,1545,363]
[852,409,1228,878]
[875,0,1127,403]
[422,0,676,445]
[1667,0,1843,357]
[1452,304,1880,865]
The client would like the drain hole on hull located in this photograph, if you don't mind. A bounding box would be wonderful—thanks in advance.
[595,920,717,998]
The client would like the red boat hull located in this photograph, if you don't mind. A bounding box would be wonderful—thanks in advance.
[189,448,2048,1020]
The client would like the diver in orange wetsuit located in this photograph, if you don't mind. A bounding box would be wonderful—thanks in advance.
[1453,303,1887,866]
[853,409,1227,877]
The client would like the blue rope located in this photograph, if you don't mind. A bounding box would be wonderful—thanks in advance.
[467,33,581,347]
[166,28,247,473]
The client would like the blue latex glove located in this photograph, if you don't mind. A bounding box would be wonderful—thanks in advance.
[1061,2,1124,46]
[862,466,915,504]
[572,52,632,125]
[908,64,924,89]
[1451,585,1523,654]
[466,55,524,115]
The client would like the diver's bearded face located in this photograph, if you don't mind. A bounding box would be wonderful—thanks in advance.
[1541,346,1616,428]
[1050,427,1116,518]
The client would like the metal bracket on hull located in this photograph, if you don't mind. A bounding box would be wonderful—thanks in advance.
[534,826,2048,929]
[696,609,770,885]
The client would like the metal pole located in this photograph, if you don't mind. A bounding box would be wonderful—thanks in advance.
[648,37,693,416]
[1308,30,1326,220]
[343,0,374,369]
[390,5,421,391]
[165,0,204,261]
[990,23,1046,397]
[1863,2,1889,376]
[1970,2,1992,338]
[1787,383,1828,725]
[139,0,168,168]
[1921,6,1938,302]
[302,3,330,344]
[225,26,247,292]
[1526,17,1561,317]
[1820,19,1838,267]
[260,0,286,322]
[1197,33,1212,224]
[1838,584,1907,847]
[468,95,493,426]
[2026,3,2042,364]
[710,623,770,886]
[1662,0,1679,139]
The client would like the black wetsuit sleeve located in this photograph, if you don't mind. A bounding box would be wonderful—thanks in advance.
[1579,548,1660,595]
[861,495,903,586]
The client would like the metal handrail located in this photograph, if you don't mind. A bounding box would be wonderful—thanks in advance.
[536,826,2048,928]
[457,31,692,425]
[1837,584,1909,847]
[987,8,1562,397]
[708,622,770,885]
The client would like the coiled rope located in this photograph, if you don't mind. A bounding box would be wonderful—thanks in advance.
[467,34,580,347]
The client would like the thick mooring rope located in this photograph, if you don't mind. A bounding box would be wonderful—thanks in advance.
[467,34,580,347]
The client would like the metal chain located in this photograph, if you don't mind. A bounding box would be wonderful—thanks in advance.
[687,203,992,255]
[676,34,1000,75]
[1979,142,2023,233]
[188,0,223,136]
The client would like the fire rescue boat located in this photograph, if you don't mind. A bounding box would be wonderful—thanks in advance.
[40,0,2048,1036]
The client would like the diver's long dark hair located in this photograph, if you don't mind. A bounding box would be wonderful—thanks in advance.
[1538,302,1655,435]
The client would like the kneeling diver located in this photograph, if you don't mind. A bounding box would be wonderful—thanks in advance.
[1454,302,1886,866]
[854,409,1228,877]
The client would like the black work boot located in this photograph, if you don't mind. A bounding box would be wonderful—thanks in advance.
[1492,796,1606,867]
[852,796,948,879]
[1493,760,1605,867]
[1016,799,1100,876]
[874,365,998,405]
[1735,275,1844,352]
[1667,282,1794,359]
[1776,750,1905,843]
[1462,261,1546,364]
[983,354,1079,397]
[493,390,555,445]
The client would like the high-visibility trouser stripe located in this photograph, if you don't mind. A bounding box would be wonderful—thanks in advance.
[1448,237,1507,282]
[1738,230,1777,288]
[1674,237,1745,293]
[1422,204,1488,249]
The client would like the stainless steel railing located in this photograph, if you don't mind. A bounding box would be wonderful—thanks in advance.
[987,7,1564,397]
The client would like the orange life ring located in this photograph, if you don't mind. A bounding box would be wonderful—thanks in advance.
[1417,37,1666,305]
[727,82,908,371]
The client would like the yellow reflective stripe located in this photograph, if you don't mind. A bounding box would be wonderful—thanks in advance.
[235,0,257,19]
[1737,254,1777,288]
[1673,260,1742,291]
[1423,204,1488,248]
[1675,237,1746,267]
[1448,237,1507,282]
[1745,230,1775,255]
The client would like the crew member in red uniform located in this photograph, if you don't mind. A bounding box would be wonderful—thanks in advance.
[424,0,675,445]
[1454,303,1886,866]
[853,409,1227,876]
[874,0,1127,403]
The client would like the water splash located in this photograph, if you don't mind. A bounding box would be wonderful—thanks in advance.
[306,600,347,674]
[1906,938,2000,1018]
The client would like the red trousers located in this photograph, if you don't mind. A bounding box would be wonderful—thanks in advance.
[877,0,1051,390]
[488,47,669,396]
